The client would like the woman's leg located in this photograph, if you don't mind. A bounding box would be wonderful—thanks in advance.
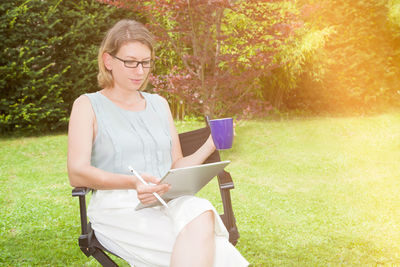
[170,210,215,267]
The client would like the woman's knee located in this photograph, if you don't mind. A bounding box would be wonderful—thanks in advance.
[201,210,214,223]
[184,210,214,234]
[195,210,215,234]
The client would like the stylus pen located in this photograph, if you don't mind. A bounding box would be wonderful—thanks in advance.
[128,166,169,208]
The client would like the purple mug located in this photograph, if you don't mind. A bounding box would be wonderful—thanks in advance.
[209,118,234,150]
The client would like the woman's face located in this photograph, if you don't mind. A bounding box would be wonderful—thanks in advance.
[106,41,152,91]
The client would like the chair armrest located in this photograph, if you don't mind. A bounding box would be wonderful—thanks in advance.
[217,169,239,245]
[72,187,91,197]
[218,171,234,190]
[71,187,91,236]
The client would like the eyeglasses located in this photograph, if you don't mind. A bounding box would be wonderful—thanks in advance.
[111,54,153,68]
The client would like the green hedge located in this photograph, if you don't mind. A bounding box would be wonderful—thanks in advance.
[0,0,138,134]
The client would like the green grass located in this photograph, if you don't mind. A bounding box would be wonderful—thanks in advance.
[1,113,400,266]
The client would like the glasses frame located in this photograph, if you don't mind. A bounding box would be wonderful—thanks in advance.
[111,54,153,69]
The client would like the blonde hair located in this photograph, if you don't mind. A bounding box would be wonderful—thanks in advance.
[97,19,155,89]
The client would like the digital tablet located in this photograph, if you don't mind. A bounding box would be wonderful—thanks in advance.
[135,160,230,210]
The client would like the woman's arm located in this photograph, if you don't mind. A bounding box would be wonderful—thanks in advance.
[67,95,136,189]
[160,97,216,169]
[67,95,169,202]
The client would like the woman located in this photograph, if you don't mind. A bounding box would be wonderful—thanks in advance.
[67,19,248,267]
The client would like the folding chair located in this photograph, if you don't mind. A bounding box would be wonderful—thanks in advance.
[72,123,239,266]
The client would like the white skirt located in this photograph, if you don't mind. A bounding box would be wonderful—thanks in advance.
[88,193,249,267]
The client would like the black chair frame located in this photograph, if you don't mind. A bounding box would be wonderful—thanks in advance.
[72,125,239,266]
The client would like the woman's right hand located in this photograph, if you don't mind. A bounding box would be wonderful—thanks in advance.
[135,173,171,205]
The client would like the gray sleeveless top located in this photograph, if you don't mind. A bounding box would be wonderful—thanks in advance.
[86,91,172,210]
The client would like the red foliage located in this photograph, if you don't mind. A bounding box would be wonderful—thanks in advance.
[98,0,298,118]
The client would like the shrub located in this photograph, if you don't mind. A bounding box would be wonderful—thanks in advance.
[0,0,138,134]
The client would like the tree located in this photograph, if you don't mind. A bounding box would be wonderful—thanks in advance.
[98,0,299,118]
[388,0,400,33]
[287,0,400,113]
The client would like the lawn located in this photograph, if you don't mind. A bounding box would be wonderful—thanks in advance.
[1,113,400,266]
